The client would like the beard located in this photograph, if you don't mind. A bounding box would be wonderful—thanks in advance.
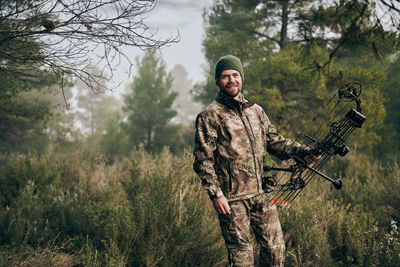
[221,83,241,98]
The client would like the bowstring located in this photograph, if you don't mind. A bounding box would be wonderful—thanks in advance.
[268,84,363,209]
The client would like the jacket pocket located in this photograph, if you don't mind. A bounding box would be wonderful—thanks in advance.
[229,161,256,197]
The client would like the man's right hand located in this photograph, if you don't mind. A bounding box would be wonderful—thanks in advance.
[212,195,231,215]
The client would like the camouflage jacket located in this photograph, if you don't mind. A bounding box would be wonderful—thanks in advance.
[193,91,306,202]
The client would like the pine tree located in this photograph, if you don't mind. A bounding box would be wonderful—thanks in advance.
[198,0,394,148]
[75,66,120,136]
[170,64,202,127]
[123,51,178,152]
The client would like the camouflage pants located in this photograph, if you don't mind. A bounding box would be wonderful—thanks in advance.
[218,195,285,267]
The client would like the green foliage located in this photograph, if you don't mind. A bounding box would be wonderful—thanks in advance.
[0,75,55,153]
[377,220,400,266]
[123,51,178,152]
[0,0,49,80]
[0,147,225,266]
[379,56,400,154]
[283,201,379,266]
[199,0,398,155]
[0,146,400,266]
[328,63,387,150]
[99,111,129,157]
[121,147,224,265]
[330,152,400,226]
[0,145,399,266]
[0,21,74,154]
[1,147,399,266]
[75,67,121,137]
[247,45,328,138]
[280,151,400,267]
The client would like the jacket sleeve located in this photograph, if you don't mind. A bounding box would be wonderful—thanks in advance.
[260,109,307,160]
[193,112,224,198]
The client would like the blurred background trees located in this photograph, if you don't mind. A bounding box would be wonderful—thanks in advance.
[122,51,178,153]
[170,64,202,127]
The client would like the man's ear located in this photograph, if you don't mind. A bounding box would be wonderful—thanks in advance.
[215,78,219,86]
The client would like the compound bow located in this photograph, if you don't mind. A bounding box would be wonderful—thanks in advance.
[263,82,366,210]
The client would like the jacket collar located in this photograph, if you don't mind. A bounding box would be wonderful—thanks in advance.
[215,91,255,111]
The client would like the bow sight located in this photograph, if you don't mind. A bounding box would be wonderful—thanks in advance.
[263,82,366,210]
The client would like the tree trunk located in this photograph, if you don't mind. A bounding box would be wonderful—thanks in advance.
[279,0,289,49]
[146,128,152,151]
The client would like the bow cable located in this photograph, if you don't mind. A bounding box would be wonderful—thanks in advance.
[263,82,366,210]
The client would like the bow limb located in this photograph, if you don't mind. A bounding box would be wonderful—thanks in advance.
[264,82,366,210]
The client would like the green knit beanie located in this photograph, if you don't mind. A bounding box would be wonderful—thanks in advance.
[214,55,244,82]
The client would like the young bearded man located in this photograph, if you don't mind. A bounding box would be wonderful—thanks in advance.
[193,55,315,267]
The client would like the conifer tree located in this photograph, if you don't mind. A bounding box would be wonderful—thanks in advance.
[198,0,395,148]
[170,64,202,127]
[123,51,178,152]
[75,67,120,137]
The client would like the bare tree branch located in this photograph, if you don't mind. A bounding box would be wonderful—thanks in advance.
[376,0,400,30]
[245,28,280,44]
[379,0,400,13]
[0,0,179,92]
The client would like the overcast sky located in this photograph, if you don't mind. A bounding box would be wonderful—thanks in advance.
[113,0,213,93]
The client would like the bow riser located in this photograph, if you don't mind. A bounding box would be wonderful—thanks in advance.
[263,83,367,211]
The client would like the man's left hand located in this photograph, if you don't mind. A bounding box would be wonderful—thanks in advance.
[302,146,322,164]
[304,153,322,164]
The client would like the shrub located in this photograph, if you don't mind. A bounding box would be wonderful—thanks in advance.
[0,147,225,266]
[0,147,399,266]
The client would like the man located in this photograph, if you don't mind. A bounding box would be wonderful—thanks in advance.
[193,55,313,266]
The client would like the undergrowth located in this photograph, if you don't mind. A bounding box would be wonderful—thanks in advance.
[0,148,398,266]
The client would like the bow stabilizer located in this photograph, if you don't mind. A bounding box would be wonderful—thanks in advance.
[263,82,366,210]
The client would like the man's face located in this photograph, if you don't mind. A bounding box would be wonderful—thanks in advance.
[217,69,242,98]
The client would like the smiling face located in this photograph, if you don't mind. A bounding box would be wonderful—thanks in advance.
[217,69,243,99]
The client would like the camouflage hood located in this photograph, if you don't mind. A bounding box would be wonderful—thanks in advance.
[193,91,305,202]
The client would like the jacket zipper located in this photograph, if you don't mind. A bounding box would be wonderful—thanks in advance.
[238,110,261,194]
[245,115,262,193]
